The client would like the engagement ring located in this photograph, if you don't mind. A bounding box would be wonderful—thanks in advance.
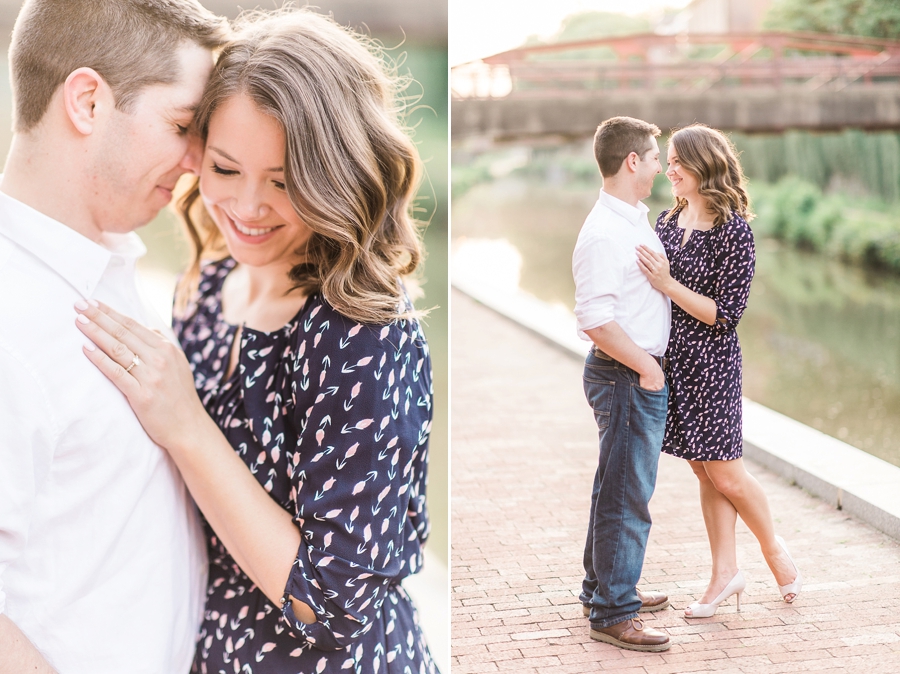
[124,354,141,373]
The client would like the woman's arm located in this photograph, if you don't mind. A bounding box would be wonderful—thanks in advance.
[636,245,717,325]
[73,301,315,624]
[166,413,314,624]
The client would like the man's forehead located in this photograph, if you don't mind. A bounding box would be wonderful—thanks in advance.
[163,43,215,107]
[136,83,201,115]
[173,103,199,115]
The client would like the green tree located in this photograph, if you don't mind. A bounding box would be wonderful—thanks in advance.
[522,10,649,47]
[552,11,650,42]
[764,0,900,40]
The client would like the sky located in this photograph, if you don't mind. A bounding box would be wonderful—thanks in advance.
[449,0,694,65]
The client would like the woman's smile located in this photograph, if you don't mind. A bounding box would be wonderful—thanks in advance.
[225,211,283,240]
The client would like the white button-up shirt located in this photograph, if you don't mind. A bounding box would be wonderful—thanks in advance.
[572,190,671,356]
[0,190,207,673]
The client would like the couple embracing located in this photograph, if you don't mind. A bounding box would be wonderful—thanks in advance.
[0,1,436,673]
[573,116,803,652]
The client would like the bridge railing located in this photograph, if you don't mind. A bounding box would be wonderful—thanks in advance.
[452,32,900,100]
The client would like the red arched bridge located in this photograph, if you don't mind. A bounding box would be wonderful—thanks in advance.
[451,32,900,142]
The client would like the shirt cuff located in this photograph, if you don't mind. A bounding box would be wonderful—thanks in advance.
[575,306,615,335]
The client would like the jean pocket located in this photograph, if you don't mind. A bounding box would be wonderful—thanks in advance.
[583,376,615,430]
[632,382,669,424]
[634,381,667,394]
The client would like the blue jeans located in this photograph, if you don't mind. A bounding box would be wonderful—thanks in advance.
[580,348,668,628]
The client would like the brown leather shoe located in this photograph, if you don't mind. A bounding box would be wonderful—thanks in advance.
[636,589,670,613]
[589,617,670,652]
[582,589,670,617]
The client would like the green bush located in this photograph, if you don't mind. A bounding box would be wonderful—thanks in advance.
[451,161,493,200]
[752,176,900,272]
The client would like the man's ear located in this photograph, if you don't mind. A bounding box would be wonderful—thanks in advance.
[624,151,640,174]
[63,67,110,136]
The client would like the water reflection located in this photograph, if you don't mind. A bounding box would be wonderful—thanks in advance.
[453,178,900,467]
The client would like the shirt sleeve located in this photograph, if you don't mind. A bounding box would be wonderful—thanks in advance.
[0,343,58,615]
[281,310,431,651]
[573,230,627,333]
[710,217,756,335]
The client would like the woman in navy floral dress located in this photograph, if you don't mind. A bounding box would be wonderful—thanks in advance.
[75,9,437,673]
[636,125,802,619]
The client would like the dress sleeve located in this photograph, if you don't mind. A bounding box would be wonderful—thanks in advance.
[281,308,431,651]
[0,343,58,616]
[710,216,756,335]
[655,209,671,232]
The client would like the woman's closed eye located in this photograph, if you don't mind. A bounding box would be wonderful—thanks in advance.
[211,163,239,176]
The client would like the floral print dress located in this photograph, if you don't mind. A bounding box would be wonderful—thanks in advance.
[655,209,756,462]
[175,258,438,674]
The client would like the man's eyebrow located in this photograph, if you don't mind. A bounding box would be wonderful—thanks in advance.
[209,146,283,172]
[174,104,199,114]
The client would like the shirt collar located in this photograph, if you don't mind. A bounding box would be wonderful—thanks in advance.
[599,189,650,227]
[0,188,146,298]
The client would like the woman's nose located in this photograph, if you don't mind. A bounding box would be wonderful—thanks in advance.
[232,187,267,221]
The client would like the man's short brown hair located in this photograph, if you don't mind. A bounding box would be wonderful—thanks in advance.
[593,116,661,178]
[10,0,231,132]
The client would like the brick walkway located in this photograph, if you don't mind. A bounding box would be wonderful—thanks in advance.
[451,289,900,674]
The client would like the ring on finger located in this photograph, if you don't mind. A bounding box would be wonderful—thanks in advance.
[124,354,141,374]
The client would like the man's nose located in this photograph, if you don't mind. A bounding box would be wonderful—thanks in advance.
[179,133,203,175]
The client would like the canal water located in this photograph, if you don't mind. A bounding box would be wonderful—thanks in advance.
[453,178,900,468]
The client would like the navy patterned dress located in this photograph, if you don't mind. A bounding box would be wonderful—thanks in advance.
[655,209,755,462]
[174,258,438,674]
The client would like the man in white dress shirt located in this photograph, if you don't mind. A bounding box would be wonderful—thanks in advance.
[0,2,229,672]
[572,116,673,652]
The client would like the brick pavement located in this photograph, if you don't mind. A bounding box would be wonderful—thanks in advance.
[451,289,900,674]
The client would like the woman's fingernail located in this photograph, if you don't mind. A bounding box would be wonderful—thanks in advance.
[75,300,89,310]
[88,299,99,307]
[84,342,95,352]
[76,314,90,324]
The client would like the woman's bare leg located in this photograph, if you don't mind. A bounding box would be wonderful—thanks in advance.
[702,458,798,593]
[688,460,740,605]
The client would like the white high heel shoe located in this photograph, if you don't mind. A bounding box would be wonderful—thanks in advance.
[684,570,746,618]
[775,535,802,603]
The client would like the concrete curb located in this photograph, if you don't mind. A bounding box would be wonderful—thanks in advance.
[452,279,900,542]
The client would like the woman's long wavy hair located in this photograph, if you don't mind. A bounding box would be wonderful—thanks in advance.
[175,8,423,324]
[665,124,754,226]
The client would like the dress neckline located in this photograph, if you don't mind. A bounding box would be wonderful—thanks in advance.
[667,210,714,250]
[214,257,313,338]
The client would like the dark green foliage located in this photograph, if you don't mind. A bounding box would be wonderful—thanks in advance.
[764,0,900,40]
